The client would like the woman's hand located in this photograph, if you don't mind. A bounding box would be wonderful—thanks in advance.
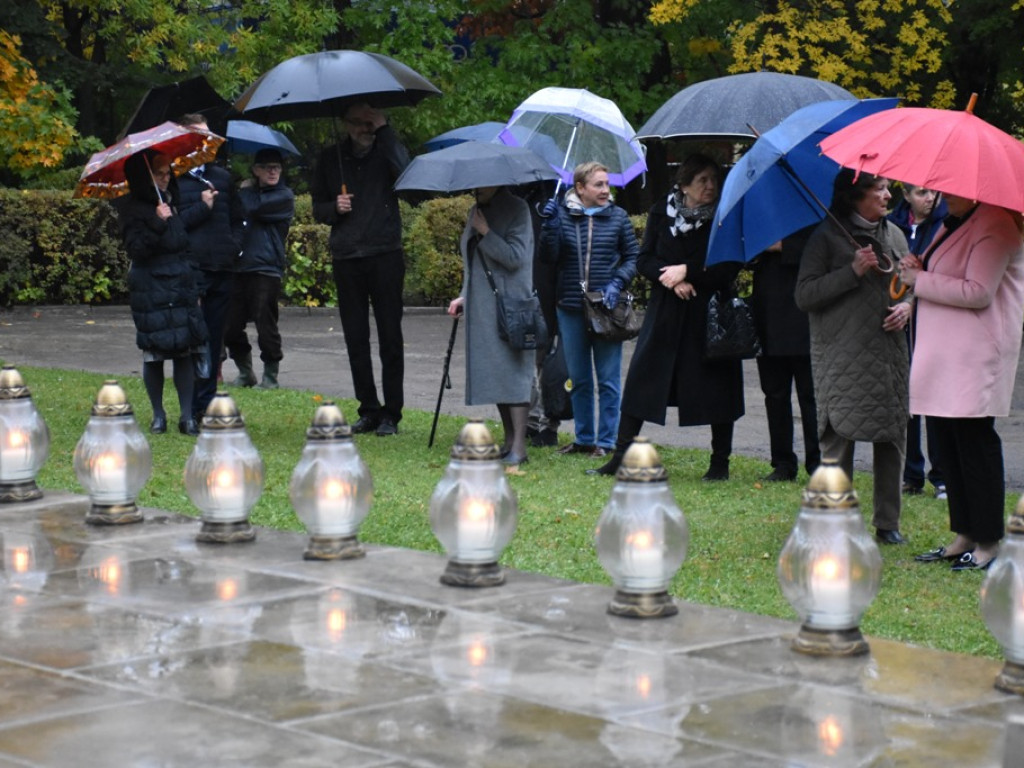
[674,281,696,300]
[882,302,911,333]
[851,244,878,277]
[156,203,172,220]
[447,296,465,317]
[659,264,687,289]
[471,207,489,236]
[899,255,922,287]
[201,188,217,209]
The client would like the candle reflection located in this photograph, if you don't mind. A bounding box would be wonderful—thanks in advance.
[327,608,347,642]
[95,556,122,595]
[467,638,488,667]
[10,547,30,574]
[217,578,238,601]
[635,673,652,700]
[818,714,844,756]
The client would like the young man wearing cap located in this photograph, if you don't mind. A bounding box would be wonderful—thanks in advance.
[224,148,295,389]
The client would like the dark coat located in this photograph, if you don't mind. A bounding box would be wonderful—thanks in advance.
[310,126,409,260]
[237,181,294,276]
[620,203,744,426]
[539,190,638,311]
[120,152,208,357]
[887,197,949,255]
[749,228,813,357]
[176,162,244,272]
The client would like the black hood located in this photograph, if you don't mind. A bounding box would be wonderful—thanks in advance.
[124,149,177,205]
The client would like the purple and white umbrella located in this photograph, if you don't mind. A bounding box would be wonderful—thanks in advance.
[499,87,646,188]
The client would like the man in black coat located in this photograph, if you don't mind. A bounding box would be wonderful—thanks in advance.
[750,227,820,481]
[310,103,409,436]
[175,113,243,429]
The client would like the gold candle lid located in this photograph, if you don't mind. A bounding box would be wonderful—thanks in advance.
[200,392,246,431]
[0,366,31,400]
[802,459,859,510]
[616,437,668,483]
[91,380,134,418]
[451,419,500,461]
[305,401,352,441]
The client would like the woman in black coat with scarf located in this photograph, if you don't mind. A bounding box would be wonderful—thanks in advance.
[591,153,744,479]
[118,150,208,435]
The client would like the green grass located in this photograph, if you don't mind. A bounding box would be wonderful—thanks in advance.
[12,364,1013,660]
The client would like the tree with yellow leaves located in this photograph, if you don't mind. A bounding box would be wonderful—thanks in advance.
[0,30,77,178]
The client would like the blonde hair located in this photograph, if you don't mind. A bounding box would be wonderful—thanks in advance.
[573,161,609,189]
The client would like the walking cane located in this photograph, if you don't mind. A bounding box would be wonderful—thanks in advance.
[428,315,460,448]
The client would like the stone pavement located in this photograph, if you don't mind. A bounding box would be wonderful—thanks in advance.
[2,305,1024,489]
[1,490,1023,767]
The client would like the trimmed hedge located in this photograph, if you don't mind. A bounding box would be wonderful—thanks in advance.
[0,189,653,308]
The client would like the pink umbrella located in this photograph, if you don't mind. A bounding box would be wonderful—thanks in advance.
[819,94,1024,212]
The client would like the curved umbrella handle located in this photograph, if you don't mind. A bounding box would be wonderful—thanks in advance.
[890,273,908,300]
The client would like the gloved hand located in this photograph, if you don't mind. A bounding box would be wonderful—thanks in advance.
[603,279,623,309]
[541,198,559,219]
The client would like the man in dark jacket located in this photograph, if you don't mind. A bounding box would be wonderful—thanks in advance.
[175,113,243,428]
[224,148,295,390]
[310,103,409,436]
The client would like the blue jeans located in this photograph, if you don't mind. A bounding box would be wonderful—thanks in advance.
[557,307,622,449]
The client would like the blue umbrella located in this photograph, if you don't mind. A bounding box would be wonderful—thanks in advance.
[226,120,301,156]
[422,121,506,152]
[706,98,900,266]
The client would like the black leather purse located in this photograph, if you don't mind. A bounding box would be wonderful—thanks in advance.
[704,290,761,361]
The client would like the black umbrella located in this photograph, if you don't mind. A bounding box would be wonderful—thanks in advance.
[119,76,230,139]
[233,50,441,123]
[394,142,560,194]
[635,71,855,141]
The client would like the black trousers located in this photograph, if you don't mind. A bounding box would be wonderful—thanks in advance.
[332,250,405,423]
[756,354,820,474]
[193,269,234,416]
[224,272,283,363]
[930,416,1005,544]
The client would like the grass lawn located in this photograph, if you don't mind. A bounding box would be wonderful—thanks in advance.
[13,363,1014,660]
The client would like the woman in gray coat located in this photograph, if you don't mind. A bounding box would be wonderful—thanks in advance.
[795,169,912,544]
[448,187,535,466]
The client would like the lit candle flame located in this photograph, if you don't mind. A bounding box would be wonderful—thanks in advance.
[628,530,654,550]
[818,715,844,756]
[5,429,27,450]
[813,556,841,581]
[322,479,349,500]
[96,453,120,473]
[463,499,493,523]
[214,467,236,489]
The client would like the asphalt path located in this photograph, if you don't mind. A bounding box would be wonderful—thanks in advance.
[3,304,1023,490]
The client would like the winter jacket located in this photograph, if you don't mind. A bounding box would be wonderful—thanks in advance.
[620,201,743,426]
[458,189,535,406]
[888,197,949,255]
[539,189,638,311]
[237,181,295,276]
[910,204,1024,418]
[749,227,814,357]
[119,151,208,357]
[176,163,244,272]
[795,215,910,442]
[310,125,409,260]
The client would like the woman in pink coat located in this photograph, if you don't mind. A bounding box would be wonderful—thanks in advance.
[901,198,1024,571]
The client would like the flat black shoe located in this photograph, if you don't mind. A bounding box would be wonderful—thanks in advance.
[702,466,729,482]
[951,552,996,571]
[502,451,528,467]
[530,429,559,448]
[150,415,167,434]
[351,416,380,434]
[876,528,907,545]
[557,442,594,455]
[914,546,971,563]
[375,418,398,436]
[178,417,199,437]
[763,468,797,482]
[902,482,924,496]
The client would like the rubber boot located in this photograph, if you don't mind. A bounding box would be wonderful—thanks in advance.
[257,361,279,390]
[231,352,258,387]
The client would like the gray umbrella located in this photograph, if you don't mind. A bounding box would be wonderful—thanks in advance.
[394,142,560,193]
[636,71,855,141]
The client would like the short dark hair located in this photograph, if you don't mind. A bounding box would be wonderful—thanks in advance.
[831,168,881,218]
[675,153,720,189]
[253,148,284,166]
[177,113,207,127]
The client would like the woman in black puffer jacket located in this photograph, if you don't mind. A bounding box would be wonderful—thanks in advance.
[118,150,208,435]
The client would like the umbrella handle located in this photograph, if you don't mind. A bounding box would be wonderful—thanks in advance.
[890,273,908,300]
[142,154,163,203]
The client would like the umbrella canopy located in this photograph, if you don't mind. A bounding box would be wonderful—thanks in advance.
[233,50,441,123]
[74,121,226,199]
[498,87,647,187]
[707,98,900,266]
[226,120,300,156]
[422,121,506,152]
[636,72,855,141]
[118,76,230,139]
[394,142,560,193]
[819,96,1024,212]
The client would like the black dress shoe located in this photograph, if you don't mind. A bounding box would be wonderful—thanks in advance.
[178,417,199,436]
[530,429,559,447]
[876,528,907,545]
[951,552,996,571]
[702,466,729,482]
[351,416,380,434]
[557,442,594,455]
[150,415,167,434]
[590,447,609,459]
[763,468,797,482]
[914,546,971,563]
[375,418,398,436]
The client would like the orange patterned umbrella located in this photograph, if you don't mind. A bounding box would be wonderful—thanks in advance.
[73,121,225,199]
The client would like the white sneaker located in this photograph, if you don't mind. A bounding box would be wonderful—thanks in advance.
[934,484,948,500]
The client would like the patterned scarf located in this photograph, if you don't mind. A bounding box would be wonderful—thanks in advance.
[666,185,715,237]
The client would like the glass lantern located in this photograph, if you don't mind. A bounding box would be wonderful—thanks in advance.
[594,437,688,618]
[73,380,152,525]
[184,392,263,543]
[290,401,373,560]
[778,459,882,656]
[981,495,1024,695]
[0,366,50,503]
[428,420,518,587]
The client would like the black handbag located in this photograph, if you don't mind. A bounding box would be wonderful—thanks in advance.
[576,218,641,342]
[477,248,548,351]
[704,289,761,361]
[540,334,573,420]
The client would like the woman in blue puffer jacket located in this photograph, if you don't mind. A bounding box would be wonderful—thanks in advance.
[540,161,638,457]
